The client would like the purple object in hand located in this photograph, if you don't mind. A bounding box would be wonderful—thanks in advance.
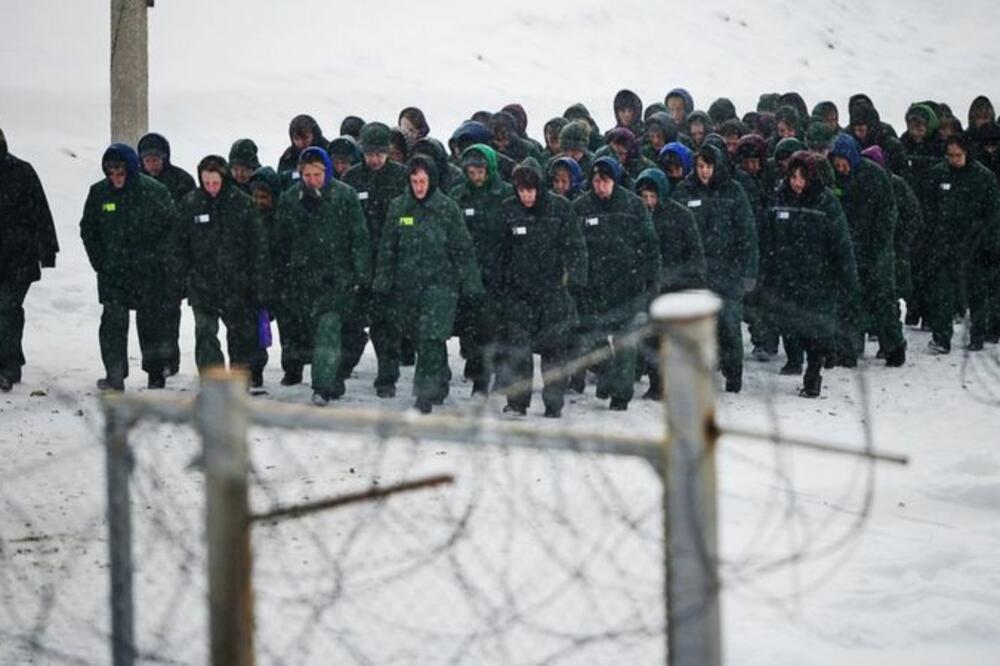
[258,310,273,349]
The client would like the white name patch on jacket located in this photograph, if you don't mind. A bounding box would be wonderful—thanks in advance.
[196,214,210,223]
[586,217,599,226]
[358,191,369,200]
[688,199,702,208]
[513,226,527,236]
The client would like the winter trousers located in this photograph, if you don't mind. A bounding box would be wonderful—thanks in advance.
[276,303,312,373]
[165,300,182,374]
[310,309,344,396]
[0,279,30,376]
[717,297,744,384]
[455,294,502,391]
[192,307,258,372]
[339,293,399,389]
[499,310,567,413]
[99,300,171,381]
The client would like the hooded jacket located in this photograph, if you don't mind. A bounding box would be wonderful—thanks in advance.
[175,157,271,313]
[0,141,59,283]
[665,88,695,118]
[563,103,604,152]
[138,132,197,203]
[670,144,758,297]
[635,168,706,292]
[412,137,464,192]
[641,112,680,161]
[373,155,484,339]
[274,146,370,314]
[613,89,645,136]
[449,144,514,292]
[828,133,899,299]
[548,156,584,200]
[499,158,588,329]
[657,142,694,186]
[341,147,408,267]
[277,115,327,184]
[571,158,660,326]
[81,144,178,305]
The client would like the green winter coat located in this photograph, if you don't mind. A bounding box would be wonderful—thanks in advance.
[80,172,178,306]
[175,181,271,313]
[275,175,371,317]
[671,152,758,298]
[374,159,484,340]
[0,152,59,285]
[833,155,898,298]
[449,145,514,293]
[922,159,1000,270]
[762,183,860,340]
[341,158,408,269]
[153,165,196,203]
[635,169,706,292]
[890,174,921,300]
[499,180,588,342]
[571,171,660,328]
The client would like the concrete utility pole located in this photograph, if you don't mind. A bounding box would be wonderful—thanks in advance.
[652,290,724,666]
[110,0,152,146]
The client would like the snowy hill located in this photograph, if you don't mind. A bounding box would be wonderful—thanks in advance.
[2,1,1000,664]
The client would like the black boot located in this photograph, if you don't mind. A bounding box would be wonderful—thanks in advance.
[376,385,396,398]
[147,371,165,390]
[884,343,907,367]
[0,374,11,393]
[250,369,264,388]
[97,376,125,392]
[503,403,527,416]
[725,377,742,393]
[799,369,822,398]
[414,397,433,414]
[1,366,21,385]
[609,398,629,411]
[543,406,562,418]
[280,368,303,386]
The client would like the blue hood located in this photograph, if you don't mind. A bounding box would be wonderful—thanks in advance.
[658,141,694,177]
[592,155,623,184]
[549,156,584,197]
[829,133,862,170]
[451,120,493,146]
[102,143,141,183]
[299,146,334,186]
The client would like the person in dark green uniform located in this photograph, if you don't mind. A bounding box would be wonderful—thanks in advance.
[671,144,758,392]
[450,144,513,395]
[247,166,284,385]
[921,133,1000,353]
[901,104,944,328]
[81,144,178,391]
[174,156,271,382]
[275,147,370,404]
[373,154,484,413]
[277,114,328,187]
[601,128,656,190]
[328,135,362,179]
[861,144,922,356]
[228,138,261,193]
[828,133,906,366]
[570,156,660,410]
[555,121,595,178]
[634,167,706,400]
[137,132,195,378]
[761,151,860,397]
[340,122,409,397]
[496,158,588,417]
[613,89,645,137]
[0,128,59,392]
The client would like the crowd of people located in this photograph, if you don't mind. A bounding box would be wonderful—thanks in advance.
[2,88,999,414]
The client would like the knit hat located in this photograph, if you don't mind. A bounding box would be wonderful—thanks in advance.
[805,123,835,150]
[359,122,392,153]
[559,120,591,152]
[228,138,261,170]
[774,137,807,163]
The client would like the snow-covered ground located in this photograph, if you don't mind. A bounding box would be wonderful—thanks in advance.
[2,0,1000,664]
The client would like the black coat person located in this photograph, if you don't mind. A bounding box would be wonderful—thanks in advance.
[0,129,60,391]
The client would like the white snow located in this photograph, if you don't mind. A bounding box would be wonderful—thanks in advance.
[2,0,1000,664]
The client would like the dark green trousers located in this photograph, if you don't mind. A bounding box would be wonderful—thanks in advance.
[0,279,30,374]
[276,304,312,372]
[310,309,345,395]
[99,301,170,380]
[192,307,257,372]
[500,319,567,412]
[717,297,744,384]
[165,301,182,373]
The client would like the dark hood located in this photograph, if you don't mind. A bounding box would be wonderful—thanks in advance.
[782,150,823,200]
[708,97,737,125]
[778,92,809,124]
[645,112,679,142]
[339,115,365,139]
[665,88,695,115]
[775,105,802,135]
[968,95,996,126]
[398,107,430,142]
[288,114,325,145]
[248,166,282,201]
[328,135,362,164]
[605,127,640,162]
[406,153,439,197]
[513,156,546,194]
[685,110,713,134]
[614,89,643,122]
[501,103,529,136]
[196,154,231,191]
[635,167,670,201]
[591,155,623,185]
[412,137,452,186]
[137,132,172,164]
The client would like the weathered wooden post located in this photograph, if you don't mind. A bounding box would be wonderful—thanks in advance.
[198,369,254,666]
[651,290,723,666]
[110,0,150,146]
[104,399,136,666]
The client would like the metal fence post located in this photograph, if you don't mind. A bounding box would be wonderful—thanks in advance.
[651,290,723,666]
[198,369,254,666]
[104,401,136,666]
